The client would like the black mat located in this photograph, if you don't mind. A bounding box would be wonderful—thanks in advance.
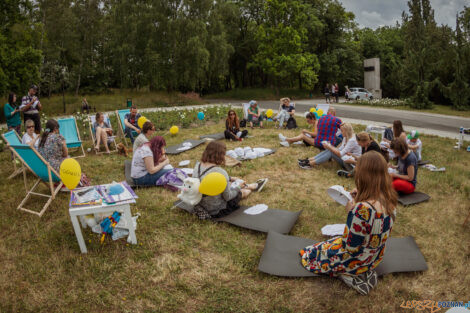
[124,160,135,187]
[166,139,206,155]
[258,231,428,277]
[175,201,301,234]
[398,192,431,206]
[418,160,430,166]
[199,133,225,140]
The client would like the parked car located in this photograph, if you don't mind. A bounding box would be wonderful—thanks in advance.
[348,87,373,100]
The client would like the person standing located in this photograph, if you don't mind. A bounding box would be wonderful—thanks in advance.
[324,84,331,104]
[4,92,21,133]
[331,83,336,103]
[20,85,42,133]
[334,83,339,103]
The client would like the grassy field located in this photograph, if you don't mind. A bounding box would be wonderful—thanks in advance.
[0,117,469,312]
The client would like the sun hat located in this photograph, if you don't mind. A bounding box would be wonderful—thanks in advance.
[407,130,419,140]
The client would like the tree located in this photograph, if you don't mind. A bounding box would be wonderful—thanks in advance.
[250,0,320,94]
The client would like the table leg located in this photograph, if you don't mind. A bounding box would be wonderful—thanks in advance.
[71,214,88,253]
[123,206,137,244]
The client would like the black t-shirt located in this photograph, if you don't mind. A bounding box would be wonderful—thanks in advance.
[398,152,418,186]
[362,141,381,154]
[226,120,239,134]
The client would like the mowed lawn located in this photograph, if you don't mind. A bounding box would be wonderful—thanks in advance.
[0,119,469,312]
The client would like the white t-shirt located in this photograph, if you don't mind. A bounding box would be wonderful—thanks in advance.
[133,133,149,152]
[407,138,422,161]
[22,132,39,148]
[131,145,153,179]
[339,137,361,157]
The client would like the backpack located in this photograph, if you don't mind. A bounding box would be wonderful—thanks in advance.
[240,119,247,128]
[286,117,297,129]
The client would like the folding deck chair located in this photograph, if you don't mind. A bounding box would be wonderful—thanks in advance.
[88,114,118,154]
[58,117,85,158]
[116,109,138,147]
[8,144,63,217]
[2,130,25,179]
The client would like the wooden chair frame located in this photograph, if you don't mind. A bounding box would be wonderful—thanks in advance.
[8,144,63,217]
[2,130,25,179]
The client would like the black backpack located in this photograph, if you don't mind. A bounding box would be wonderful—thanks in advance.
[240,119,247,128]
[286,117,297,129]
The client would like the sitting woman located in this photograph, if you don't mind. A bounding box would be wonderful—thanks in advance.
[299,123,361,170]
[389,138,418,194]
[275,97,295,128]
[22,119,39,148]
[93,112,113,153]
[381,120,407,159]
[38,119,68,172]
[300,151,397,295]
[247,100,263,129]
[279,112,317,147]
[133,121,156,151]
[131,136,171,186]
[192,141,268,219]
[225,110,248,141]
[337,132,381,178]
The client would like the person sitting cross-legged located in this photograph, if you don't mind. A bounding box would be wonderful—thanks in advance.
[133,121,156,151]
[225,110,248,141]
[298,123,360,170]
[274,97,295,129]
[311,107,342,151]
[389,138,418,195]
[300,151,397,295]
[279,112,317,147]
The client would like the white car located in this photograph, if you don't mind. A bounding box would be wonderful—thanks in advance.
[348,87,373,101]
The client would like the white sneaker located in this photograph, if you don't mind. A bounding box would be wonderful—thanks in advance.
[278,133,287,141]
[280,141,289,147]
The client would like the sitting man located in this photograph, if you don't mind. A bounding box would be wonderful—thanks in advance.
[314,107,342,149]
[124,105,142,144]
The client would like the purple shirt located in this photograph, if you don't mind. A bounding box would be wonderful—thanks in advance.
[314,114,342,148]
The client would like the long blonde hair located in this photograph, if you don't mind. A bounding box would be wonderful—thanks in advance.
[341,123,354,143]
[355,151,397,218]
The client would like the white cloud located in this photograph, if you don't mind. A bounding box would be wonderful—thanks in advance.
[340,0,467,29]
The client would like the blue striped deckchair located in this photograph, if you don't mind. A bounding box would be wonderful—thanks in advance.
[58,117,85,157]
[116,109,138,147]
[8,144,63,217]
[2,130,25,179]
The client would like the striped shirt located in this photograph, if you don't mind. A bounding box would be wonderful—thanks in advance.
[314,114,342,148]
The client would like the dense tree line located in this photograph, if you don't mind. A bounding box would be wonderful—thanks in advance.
[0,0,469,109]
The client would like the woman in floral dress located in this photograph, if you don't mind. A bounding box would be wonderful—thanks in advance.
[38,119,68,173]
[300,151,397,295]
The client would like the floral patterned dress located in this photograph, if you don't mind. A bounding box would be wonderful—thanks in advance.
[300,202,394,276]
[38,133,66,173]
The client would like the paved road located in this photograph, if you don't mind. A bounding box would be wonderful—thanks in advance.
[207,99,470,138]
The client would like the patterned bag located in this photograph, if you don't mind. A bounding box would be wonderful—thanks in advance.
[155,168,188,192]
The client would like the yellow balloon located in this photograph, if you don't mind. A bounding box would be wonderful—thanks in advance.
[309,107,316,113]
[137,116,148,129]
[169,125,179,135]
[60,158,81,190]
[317,109,324,116]
[266,109,273,118]
[199,172,227,196]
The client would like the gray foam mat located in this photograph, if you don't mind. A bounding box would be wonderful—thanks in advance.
[258,231,427,277]
[398,192,431,206]
[174,201,301,234]
[166,139,206,155]
[124,160,135,187]
[199,133,225,140]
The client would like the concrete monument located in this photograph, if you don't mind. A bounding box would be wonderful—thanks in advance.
[364,58,382,99]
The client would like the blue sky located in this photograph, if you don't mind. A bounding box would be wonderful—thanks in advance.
[340,0,468,29]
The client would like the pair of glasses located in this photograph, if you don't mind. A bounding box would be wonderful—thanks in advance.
[27,126,34,129]
[229,113,235,116]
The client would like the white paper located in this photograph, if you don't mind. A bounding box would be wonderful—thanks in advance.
[176,146,191,151]
[178,160,190,166]
[180,168,194,176]
[388,167,398,174]
[244,204,268,215]
[321,224,346,236]
[327,185,353,206]
[182,142,193,147]
[163,164,174,170]
[341,155,354,162]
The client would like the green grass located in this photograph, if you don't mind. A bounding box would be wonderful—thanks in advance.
[0,118,469,312]
[203,88,317,101]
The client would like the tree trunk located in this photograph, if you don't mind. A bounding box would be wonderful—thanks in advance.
[75,61,83,96]
[298,72,303,89]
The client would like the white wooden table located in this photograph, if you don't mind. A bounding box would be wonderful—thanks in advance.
[69,199,137,253]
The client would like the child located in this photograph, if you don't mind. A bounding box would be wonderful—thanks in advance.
[407,130,422,161]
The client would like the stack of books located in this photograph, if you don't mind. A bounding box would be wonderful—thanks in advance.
[69,182,138,207]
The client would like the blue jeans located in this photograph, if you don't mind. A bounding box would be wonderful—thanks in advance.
[314,150,333,164]
[124,127,137,143]
[133,168,171,186]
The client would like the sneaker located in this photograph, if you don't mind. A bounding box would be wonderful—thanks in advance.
[298,159,309,165]
[339,274,370,295]
[280,141,289,147]
[298,163,312,170]
[278,133,287,141]
[254,178,268,192]
[337,170,351,178]
[365,270,378,289]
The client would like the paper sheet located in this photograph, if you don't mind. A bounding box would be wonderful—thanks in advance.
[321,224,346,236]
[178,160,190,166]
[244,204,268,215]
